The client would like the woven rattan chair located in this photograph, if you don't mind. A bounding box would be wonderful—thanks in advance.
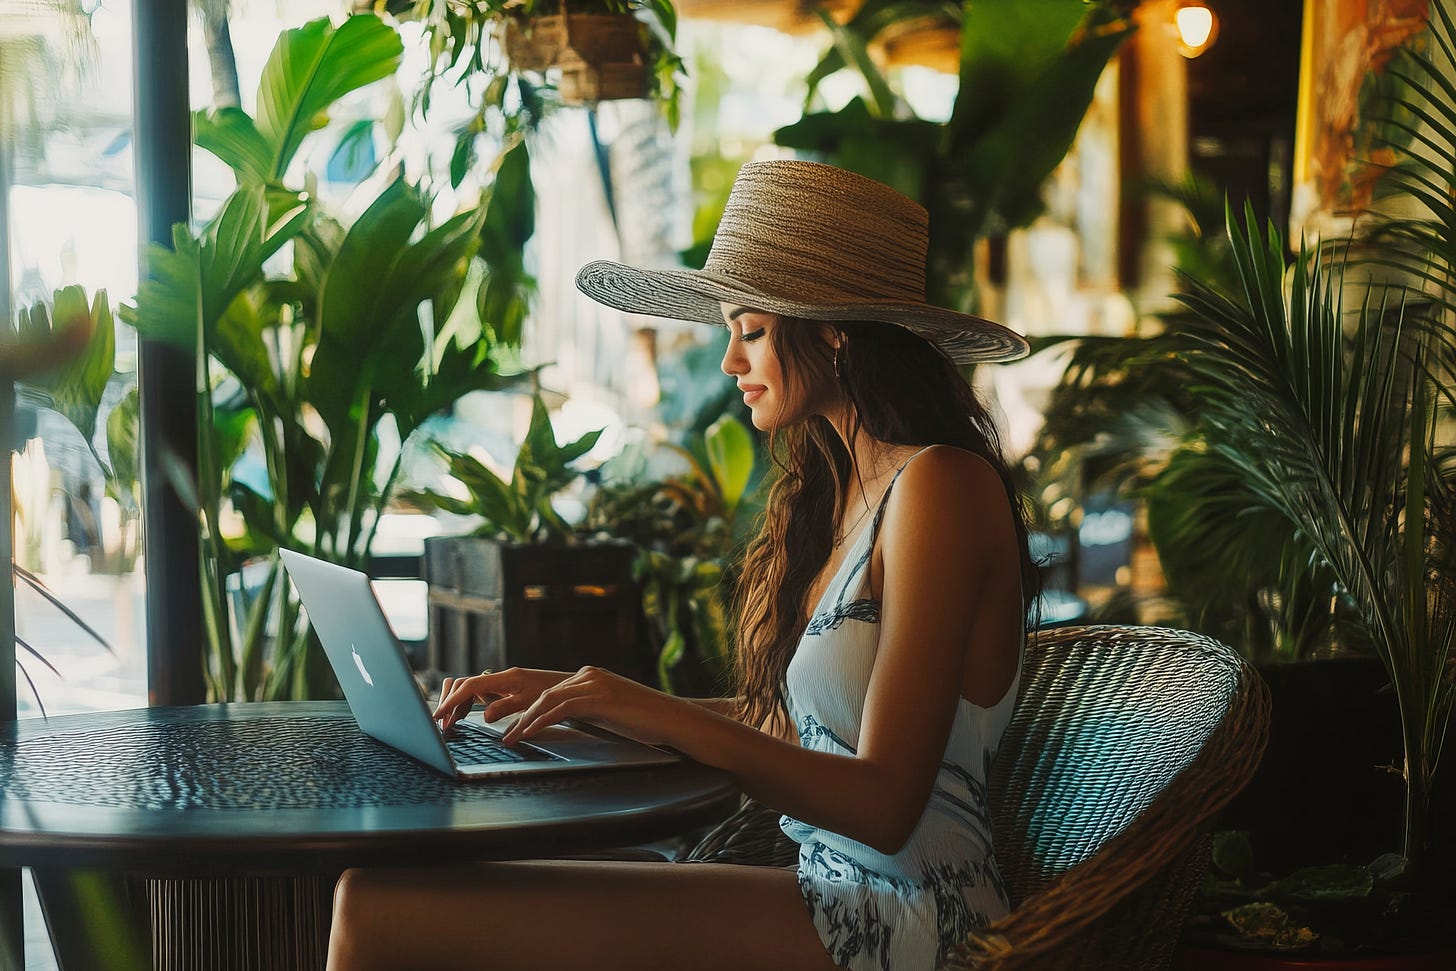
[682,624,1271,970]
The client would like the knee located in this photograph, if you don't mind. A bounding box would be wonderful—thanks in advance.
[328,868,385,970]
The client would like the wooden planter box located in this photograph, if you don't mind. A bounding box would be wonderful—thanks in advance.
[423,536,650,684]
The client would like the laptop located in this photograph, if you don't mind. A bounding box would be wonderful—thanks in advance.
[279,549,681,779]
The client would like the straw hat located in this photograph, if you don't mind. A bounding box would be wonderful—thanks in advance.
[575,159,1028,364]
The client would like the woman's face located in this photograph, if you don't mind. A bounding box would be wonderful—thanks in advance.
[719,305,836,431]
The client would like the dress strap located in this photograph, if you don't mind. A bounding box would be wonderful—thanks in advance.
[866,445,937,544]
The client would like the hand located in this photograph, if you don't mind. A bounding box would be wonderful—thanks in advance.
[432,667,570,731]
[501,666,687,749]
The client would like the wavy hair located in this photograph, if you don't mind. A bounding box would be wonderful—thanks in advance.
[731,318,1038,732]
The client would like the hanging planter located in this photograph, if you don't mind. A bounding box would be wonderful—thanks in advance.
[505,8,649,103]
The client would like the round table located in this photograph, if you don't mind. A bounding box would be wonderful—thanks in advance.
[0,701,740,969]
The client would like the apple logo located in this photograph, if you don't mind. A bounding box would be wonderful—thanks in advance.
[351,645,374,686]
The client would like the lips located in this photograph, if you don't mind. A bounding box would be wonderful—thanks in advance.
[739,384,767,405]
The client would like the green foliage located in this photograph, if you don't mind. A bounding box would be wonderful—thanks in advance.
[585,415,758,694]
[399,0,686,135]
[5,286,130,710]
[122,14,531,702]
[15,287,114,449]
[777,0,1134,311]
[407,394,602,544]
[1173,197,1455,877]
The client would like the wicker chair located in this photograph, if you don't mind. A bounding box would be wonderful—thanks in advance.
[683,624,1271,970]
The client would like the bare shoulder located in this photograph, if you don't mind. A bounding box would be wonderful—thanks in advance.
[892,445,1014,526]
[878,445,1018,571]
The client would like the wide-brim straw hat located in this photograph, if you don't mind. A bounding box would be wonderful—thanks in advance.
[575,159,1029,364]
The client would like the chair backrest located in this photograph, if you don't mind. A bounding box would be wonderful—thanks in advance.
[955,624,1269,970]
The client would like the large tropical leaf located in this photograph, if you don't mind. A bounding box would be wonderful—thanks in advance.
[803,0,959,106]
[254,14,404,180]
[308,178,480,435]
[124,185,309,348]
[193,105,273,183]
[951,0,1091,139]
[476,138,537,347]
[16,286,114,447]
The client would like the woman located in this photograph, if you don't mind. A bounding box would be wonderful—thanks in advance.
[326,160,1035,971]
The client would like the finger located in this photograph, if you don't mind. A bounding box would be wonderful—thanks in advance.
[435,678,481,726]
[503,701,576,744]
[433,677,459,714]
[480,693,533,724]
[503,686,594,743]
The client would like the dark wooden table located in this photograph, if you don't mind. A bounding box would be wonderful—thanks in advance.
[0,701,739,970]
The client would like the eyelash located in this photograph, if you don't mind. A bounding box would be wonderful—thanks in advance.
[741,328,766,342]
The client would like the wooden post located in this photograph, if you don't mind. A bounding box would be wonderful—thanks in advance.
[133,0,206,707]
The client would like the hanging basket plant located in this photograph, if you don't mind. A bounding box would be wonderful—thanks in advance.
[505,0,683,114]
[504,8,648,103]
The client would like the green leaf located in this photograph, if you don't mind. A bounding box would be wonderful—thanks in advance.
[310,178,481,434]
[704,414,753,513]
[193,106,273,183]
[817,8,895,118]
[105,387,141,512]
[18,287,116,447]
[477,139,537,346]
[445,449,526,539]
[952,0,1093,138]
[125,185,307,351]
[254,14,404,180]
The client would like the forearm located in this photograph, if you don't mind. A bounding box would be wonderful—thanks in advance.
[685,697,741,718]
[666,701,918,854]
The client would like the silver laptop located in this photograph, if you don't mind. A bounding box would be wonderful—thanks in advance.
[279,548,680,779]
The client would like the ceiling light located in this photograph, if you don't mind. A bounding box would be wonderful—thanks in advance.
[1175,2,1218,58]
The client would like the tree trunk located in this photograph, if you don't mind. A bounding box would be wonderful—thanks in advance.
[200,5,241,109]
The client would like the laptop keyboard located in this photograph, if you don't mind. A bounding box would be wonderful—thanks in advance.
[444,725,562,765]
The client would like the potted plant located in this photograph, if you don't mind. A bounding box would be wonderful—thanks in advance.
[584,413,757,696]
[398,0,686,119]
[124,13,534,701]
[1168,3,1456,959]
[405,393,652,682]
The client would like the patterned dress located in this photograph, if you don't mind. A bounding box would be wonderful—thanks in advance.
[780,449,1021,971]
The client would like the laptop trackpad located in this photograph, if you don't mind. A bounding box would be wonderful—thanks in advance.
[480,714,669,762]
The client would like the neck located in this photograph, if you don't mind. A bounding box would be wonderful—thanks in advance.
[824,402,916,510]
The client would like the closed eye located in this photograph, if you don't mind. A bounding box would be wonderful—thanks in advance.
[741,328,766,342]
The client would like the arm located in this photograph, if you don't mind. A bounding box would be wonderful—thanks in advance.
[684,697,740,717]
[503,447,1024,855]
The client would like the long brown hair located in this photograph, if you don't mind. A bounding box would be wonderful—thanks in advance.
[731,318,1038,731]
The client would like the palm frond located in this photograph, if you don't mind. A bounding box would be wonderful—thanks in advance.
[1174,193,1455,870]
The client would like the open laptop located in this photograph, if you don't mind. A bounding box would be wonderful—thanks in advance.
[279,549,680,779]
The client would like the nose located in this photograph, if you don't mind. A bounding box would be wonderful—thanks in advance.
[721,336,746,377]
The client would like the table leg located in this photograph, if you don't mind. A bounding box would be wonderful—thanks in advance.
[144,875,335,971]
[0,867,22,971]
[32,871,336,971]
[30,868,150,971]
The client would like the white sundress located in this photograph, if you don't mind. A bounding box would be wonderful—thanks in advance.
[780,449,1022,971]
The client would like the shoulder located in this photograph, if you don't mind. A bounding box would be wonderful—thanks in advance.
[882,445,1017,557]
[894,445,1010,511]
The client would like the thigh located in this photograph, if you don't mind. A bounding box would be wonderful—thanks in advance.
[328,859,839,971]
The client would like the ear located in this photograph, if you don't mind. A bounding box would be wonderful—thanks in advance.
[816,323,842,350]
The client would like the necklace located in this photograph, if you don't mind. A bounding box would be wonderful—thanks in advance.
[833,499,877,549]
[832,447,917,548]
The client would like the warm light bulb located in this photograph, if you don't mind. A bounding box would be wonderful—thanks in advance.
[1175,3,1218,58]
